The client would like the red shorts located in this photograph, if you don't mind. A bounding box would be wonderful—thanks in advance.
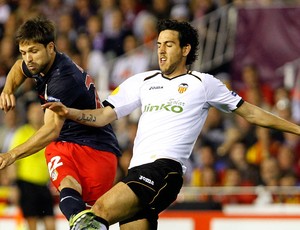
[45,142,118,206]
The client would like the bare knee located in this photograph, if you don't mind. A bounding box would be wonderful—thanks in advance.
[59,175,82,194]
[91,198,111,219]
[91,182,141,225]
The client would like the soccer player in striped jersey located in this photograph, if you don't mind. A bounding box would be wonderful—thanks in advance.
[0,17,121,227]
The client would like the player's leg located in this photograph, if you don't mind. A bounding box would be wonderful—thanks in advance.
[45,142,86,221]
[71,159,183,230]
[25,217,38,230]
[46,141,118,228]
[37,184,56,230]
[42,216,56,230]
[70,182,142,230]
[92,182,142,224]
[120,219,152,230]
[16,180,41,230]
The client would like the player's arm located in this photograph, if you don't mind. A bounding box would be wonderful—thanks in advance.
[0,60,26,112]
[0,108,65,169]
[42,101,118,127]
[234,101,300,135]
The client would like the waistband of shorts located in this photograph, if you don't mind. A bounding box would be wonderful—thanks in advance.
[155,158,183,175]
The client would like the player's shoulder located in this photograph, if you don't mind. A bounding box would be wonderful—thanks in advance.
[124,70,161,84]
[188,70,213,79]
[134,70,161,80]
[188,71,219,83]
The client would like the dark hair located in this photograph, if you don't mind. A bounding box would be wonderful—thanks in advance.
[15,17,56,47]
[157,19,199,65]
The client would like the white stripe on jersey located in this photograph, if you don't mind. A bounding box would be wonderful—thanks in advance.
[106,70,242,174]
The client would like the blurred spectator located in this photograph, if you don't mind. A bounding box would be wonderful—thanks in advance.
[56,12,78,50]
[0,109,20,153]
[0,0,11,40]
[0,35,18,70]
[133,10,157,45]
[190,143,218,187]
[271,89,300,172]
[259,157,280,186]
[0,109,20,210]
[9,100,56,230]
[56,33,78,61]
[86,15,106,51]
[0,61,8,90]
[227,141,261,186]
[246,126,281,166]
[98,0,118,38]
[148,0,172,19]
[221,167,257,204]
[197,166,220,202]
[38,0,71,26]
[236,63,274,108]
[75,32,109,92]
[291,70,300,124]
[189,0,218,20]
[217,112,257,156]
[109,33,151,89]
[102,8,130,57]
[276,144,297,177]
[4,0,40,37]
[114,119,137,182]
[199,107,232,151]
[132,10,158,68]
[274,171,300,204]
[170,4,191,21]
[71,0,97,33]
[119,0,144,30]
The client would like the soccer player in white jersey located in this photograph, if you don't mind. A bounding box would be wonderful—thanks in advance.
[42,19,300,230]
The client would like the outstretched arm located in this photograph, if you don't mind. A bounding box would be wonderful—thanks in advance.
[235,101,300,135]
[42,101,118,127]
[0,60,26,112]
[0,109,64,169]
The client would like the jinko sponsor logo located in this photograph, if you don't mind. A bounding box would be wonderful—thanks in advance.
[143,99,185,113]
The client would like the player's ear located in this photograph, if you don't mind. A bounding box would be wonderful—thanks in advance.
[182,44,191,57]
[47,42,55,53]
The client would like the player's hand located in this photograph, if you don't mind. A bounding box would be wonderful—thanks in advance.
[0,152,16,169]
[42,102,69,117]
[0,92,16,113]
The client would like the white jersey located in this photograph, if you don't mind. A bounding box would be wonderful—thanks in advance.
[106,70,243,173]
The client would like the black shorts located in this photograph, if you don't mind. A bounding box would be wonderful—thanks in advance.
[16,180,54,218]
[120,158,183,229]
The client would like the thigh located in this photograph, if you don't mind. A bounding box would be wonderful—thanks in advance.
[45,142,81,192]
[45,142,118,206]
[76,147,118,206]
[120,159,183,226]
[122,159,183,212]
[120,219,151,230]
[92,182,141,225]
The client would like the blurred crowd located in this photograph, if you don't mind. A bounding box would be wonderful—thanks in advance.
[0,0,300,215]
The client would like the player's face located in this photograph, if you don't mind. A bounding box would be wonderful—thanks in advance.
[157,30,188,78]
[19,41,55,75]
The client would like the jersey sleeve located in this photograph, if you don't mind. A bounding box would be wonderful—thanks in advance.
[203,74,243,112]
[105,73,143,119]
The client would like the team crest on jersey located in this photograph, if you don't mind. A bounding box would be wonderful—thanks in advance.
[178,83,188,94]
